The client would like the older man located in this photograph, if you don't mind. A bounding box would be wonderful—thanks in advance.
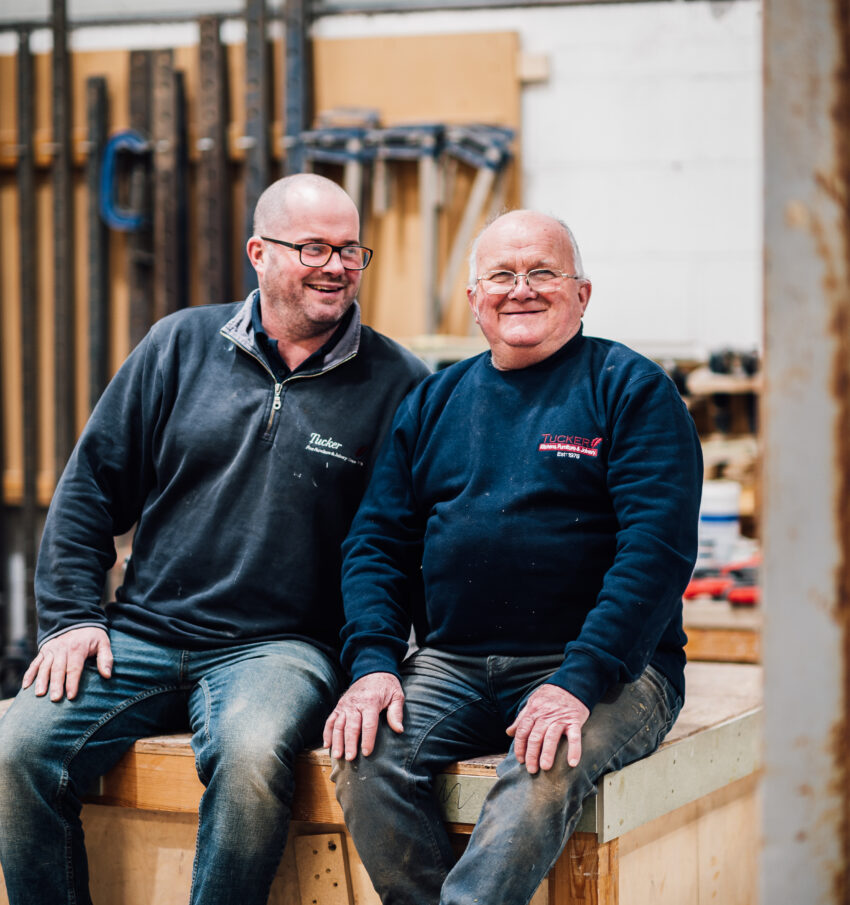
[324,210,703,905]
[0,174,429,905]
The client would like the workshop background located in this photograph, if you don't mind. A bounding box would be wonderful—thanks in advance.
[13,3,845,905]
[0,0,762,673]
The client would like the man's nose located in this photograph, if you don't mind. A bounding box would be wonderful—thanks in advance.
[322,250,346,273]
[510,273,537,298]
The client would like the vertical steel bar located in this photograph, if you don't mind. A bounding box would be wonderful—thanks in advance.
[243,0,271,296]
[128,50,154,349]
[284,0,310,176]
[86,76,110,410]
[198,16,232,306]
[151,50,187,321]
[51,0,76,476]
[17,27,38,655]
[762,0,850,901]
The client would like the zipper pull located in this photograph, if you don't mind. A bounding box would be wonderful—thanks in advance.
[272,382,283,411]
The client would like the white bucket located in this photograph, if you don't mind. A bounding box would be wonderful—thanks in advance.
[697,480,741,570]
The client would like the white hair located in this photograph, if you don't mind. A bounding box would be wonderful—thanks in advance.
[466,214,588,288]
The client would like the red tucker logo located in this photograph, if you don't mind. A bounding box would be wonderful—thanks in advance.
[538,434,603,457]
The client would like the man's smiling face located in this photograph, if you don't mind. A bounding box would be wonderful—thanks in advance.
[253,182,362,341]
[467,211,591,371]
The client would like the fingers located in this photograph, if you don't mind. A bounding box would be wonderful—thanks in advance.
[21,627,113,703]
[386,696,405,734]
[322,712,337,750]
[48,646,69,702]
[324,673,405,761]
[96,636,114,680]
[358,707,380,758]
[325,702,372,760]
[565,721,583,768]
[21,651,44,690]
[507,685,589,773]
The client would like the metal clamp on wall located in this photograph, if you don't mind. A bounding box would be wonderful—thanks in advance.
[443,124,514,170]
[99,129,151,232]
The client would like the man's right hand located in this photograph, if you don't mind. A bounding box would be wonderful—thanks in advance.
[21,626,113,702]
[323,672,404,761]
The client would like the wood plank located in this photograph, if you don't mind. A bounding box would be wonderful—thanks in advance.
[4,662,764,833]
[617,773,759,905]
[547,834,618,905]
[685,627,761,664]
[294,833,354,905]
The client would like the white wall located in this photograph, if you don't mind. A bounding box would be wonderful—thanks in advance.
[313,1,763,359]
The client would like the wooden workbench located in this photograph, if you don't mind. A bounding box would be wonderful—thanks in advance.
[0,661,761,905]
[684,599,762,663]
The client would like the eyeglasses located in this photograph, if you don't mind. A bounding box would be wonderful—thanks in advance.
[476,269,582,295]
[260,236,373,270]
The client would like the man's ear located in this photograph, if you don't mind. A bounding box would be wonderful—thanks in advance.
[578,280,592,314]
[246,236,264,272]
[467,286,480,323]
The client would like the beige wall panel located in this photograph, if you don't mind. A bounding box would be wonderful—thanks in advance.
[312,33,520,127]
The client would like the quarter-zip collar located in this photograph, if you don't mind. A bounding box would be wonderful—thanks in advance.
[221,290,363,378]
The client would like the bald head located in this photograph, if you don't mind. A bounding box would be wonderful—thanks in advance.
[468,210,586,287]
[465,208,592,370]
[253,174,358,237]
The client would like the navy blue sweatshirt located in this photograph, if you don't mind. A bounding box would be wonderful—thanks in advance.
[35,294,429,655]
[339,330,703,711]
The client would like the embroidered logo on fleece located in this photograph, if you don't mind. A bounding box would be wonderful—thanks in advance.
[538,433,603,459]
[305,432,366,467]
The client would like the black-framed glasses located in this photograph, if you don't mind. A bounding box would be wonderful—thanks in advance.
[260,236,373,270]
[476,269,582,295]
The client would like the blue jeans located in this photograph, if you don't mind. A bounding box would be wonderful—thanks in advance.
[0,628,341,905]
[332,648,681,905]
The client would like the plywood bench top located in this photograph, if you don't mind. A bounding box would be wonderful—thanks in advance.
[0,661,762,842]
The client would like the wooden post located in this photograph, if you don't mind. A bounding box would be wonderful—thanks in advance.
[547,835,619,905]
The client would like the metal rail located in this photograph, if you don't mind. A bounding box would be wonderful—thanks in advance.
[127,50,154,349]
[86,76,110,409]
[51,0,76,477]
[0,0,660,32]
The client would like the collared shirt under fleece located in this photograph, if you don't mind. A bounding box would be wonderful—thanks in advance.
[34,292,430,654]
[339,328,704,712]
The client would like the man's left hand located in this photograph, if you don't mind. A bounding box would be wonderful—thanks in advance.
[506,684,590,773]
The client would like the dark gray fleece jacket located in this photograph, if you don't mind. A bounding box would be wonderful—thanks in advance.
[35,293,429,655]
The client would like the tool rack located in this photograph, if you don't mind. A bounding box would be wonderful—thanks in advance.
[0,7,520,686]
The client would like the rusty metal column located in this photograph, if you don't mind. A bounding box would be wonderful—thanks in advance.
[762,0,850,901]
